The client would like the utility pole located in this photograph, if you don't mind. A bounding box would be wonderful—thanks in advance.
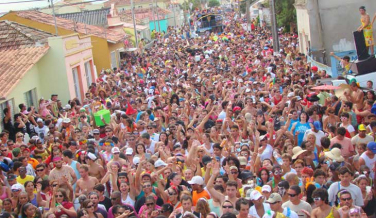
[81,9,87,34]
[131,0,138,47]
[269,0,279,51]
[50,0,58,36]
[150,2,157,31]
[245,0,250,31]
[155,0,161,32]
[172,4,177,27]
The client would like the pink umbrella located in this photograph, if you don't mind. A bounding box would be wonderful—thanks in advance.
[312,84,340,90]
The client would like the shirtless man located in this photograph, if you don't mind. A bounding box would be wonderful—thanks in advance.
[85,152,105,181]
[344,82,364,110]
[75,164,99,197]
[207,164,239,206]
[106,147,127,170]
[49,156,77,188]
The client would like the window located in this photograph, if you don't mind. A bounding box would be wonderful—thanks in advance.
[84,61,93,88]
[72,67,82,101]
[110,51,117,69]
[0,99,15,132]
[24,88,37,108]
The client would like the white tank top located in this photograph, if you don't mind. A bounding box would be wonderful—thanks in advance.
[121,193,135,206]
[360,152,376,178]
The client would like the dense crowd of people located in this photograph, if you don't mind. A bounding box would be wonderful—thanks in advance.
[1,6,376,218]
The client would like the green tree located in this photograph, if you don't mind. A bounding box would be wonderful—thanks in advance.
[182,0,201,11]
[274,0,296,32]
[240,0,255,14]
[208,0,220,7]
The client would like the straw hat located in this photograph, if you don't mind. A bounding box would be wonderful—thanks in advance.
[292,147,307,160]
[324,148,344,162]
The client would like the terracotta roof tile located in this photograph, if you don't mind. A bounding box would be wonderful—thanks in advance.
[0,46,49,98]
[104,0,169,8]
[0,20,53,50]
[119,8,170,23]
[16,11,127,42]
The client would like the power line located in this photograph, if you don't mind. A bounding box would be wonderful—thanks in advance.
[0,0,45,4]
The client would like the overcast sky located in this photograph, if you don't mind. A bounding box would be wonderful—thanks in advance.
[0,0,107,14]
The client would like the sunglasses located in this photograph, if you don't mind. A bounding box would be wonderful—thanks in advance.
[146,203,154,206]
[36,169,44,172]
[86,205,94,208]
[52,184,58,187]
[111,198,118,201]
[168,191,176,196]
[55,195,63,198]
[341,197,352,201]
[230,171,238,174]
[1,149,7,152]
[11,189,20,192]
[143,184,151,188]
[313,197,321,201]
[17,135,24,138]
[222,205,233,209]
[288,193,298,197]
[93,133,100,135]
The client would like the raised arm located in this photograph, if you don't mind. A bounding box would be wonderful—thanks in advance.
[206,163,225,204]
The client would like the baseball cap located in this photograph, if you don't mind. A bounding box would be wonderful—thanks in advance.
[202,155,212,165]
[266,193,282,203]
[188,176,204,185]
[63,118,71,123]
[125,147,133,155]
[7,174,17,181]
[36,118,43,123]
[92,129,100,134]
[133,157,140,165]
[262,185,272,193]
[367,141,376,154]
[238,156,247,166]
[229,166,238,171]
[358,124,367,131]
[155,159,168,168]
[111,147,120,154]
[249,190,263,200]
[313,121,322,131]
[11,184,24,192]
[86,152,97,161]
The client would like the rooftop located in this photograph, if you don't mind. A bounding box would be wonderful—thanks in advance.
[118,7,170,22]
[0,20,53,50]
[56,8,111,27]
[0,46,49,98]
[104,0,169,8]
[15,10,127,42]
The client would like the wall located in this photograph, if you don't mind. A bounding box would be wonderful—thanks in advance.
[295,0,376,64]
[62,34,95,101]
[37,37,71,105]
[151,19,168,32]
[5,64,42,111]
[108,40,127,69]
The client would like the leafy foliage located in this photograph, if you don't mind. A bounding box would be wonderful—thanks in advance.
[208,0,220,7]
[240,0,255,14]
[274,0,296,31]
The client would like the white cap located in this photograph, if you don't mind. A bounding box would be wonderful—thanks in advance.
[188,176,204,185]
[262,185,272,193]
[111,147,120,153]
[287,92,294,98]
[133,157,140,165]
[11,184,25,192]
[250,190,263,200]
[36,118,43,123]
[154,159,167,168]
[125,147,133,155]
[245,113,252,122]
[63,118,71,123]
[64,104,71,110]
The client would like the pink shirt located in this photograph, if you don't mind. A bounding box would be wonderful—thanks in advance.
[330,136,354,158]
